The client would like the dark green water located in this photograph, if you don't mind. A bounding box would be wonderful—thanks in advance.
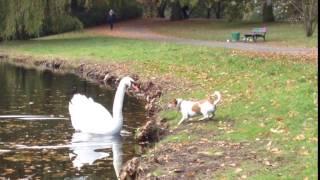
[0,62,147,179]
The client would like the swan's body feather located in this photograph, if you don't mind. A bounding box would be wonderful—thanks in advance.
[68,76,135,135]
[69,94,116,134]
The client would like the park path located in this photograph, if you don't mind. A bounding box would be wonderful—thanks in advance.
[86,19,317,58]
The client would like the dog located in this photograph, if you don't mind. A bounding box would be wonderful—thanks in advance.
[168,91,221,126]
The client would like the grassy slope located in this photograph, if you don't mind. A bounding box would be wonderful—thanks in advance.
[0,33,317,179]
[150,20,318,48]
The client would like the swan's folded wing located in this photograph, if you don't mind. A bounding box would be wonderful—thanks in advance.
[69,94,113,131]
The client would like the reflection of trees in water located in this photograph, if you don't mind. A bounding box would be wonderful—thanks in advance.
[69,132,123,179]
[0,62,145,120]
[0,62,112,116]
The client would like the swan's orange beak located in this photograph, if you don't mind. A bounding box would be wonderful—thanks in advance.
[131,82,140,92]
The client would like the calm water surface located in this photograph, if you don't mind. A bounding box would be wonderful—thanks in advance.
[0,62,147,179]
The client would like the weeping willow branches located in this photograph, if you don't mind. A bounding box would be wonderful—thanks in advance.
[0,0,92,39]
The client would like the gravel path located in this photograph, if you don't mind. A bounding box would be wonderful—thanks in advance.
[86,19,317,57]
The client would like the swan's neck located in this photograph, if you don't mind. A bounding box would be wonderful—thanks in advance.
[112,82,126,124]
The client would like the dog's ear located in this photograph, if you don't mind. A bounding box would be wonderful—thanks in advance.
[168,98,178,108]
[173,98,178,106]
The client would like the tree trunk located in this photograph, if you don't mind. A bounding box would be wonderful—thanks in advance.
[305,20,313,37]
[262,0,274,22]
[157,0,167,18]
[207,7,211,19]
[302,0,317,37]
[215,2,222,19]
[170,1,183,21]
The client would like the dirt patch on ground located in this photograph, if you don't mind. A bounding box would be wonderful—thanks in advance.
[120,120,280,180]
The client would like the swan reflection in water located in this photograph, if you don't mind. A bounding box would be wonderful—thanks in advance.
[69,132,123,178]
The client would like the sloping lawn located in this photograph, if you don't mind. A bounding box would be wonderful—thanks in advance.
[149,19,318,48]
[0,32,317,179]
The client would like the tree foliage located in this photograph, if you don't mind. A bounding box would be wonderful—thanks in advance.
[0,0,46,39]
[0,0,317,39]
[0,0,141,40]
[0,0,83,39]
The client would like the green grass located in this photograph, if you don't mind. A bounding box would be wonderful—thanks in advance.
[150,19,318,48]
[0,32,317,178]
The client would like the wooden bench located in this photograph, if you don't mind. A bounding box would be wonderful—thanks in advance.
[244,27,267,42]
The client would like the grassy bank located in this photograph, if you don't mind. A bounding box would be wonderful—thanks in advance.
[0,33,317,179]
[150,19,318,48]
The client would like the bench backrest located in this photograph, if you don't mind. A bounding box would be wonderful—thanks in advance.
[252,27,267,34]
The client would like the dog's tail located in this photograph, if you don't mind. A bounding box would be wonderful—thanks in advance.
[211,91,221,106]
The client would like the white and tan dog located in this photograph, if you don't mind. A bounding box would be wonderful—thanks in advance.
[169,91,221,125]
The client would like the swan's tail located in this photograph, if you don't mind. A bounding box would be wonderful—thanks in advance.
[69,94,87,130]
[68,94,97,129]
[211,91,221,106]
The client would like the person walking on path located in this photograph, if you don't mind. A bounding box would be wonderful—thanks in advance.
[107,9,116,30]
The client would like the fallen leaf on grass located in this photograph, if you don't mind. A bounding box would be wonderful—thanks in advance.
[214,151,224,156]
[3,168,15,175]
[198,151,213,157]
[186,171,195,177]
[270,147,282,154]
[235,168,243,173]
[172,168,184,173]
[294,134,306,141]
[270,128,284,134]
[298,150,310,156]
[259,123,265,127]
[266,141,272,150]
[263,160,271,166]
[200,138,210,143]
[309,137,318,142]
[226,130,234,134]
[241,175,248,179]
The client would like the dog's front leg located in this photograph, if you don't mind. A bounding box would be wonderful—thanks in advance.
[208,112,215,119]
[198,116,207,121]
[178,114,188,126]
[199,113,209,121]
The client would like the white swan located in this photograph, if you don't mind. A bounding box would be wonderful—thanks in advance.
[68,76,138,135]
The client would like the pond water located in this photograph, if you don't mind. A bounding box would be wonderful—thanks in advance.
[0,62,147,179]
